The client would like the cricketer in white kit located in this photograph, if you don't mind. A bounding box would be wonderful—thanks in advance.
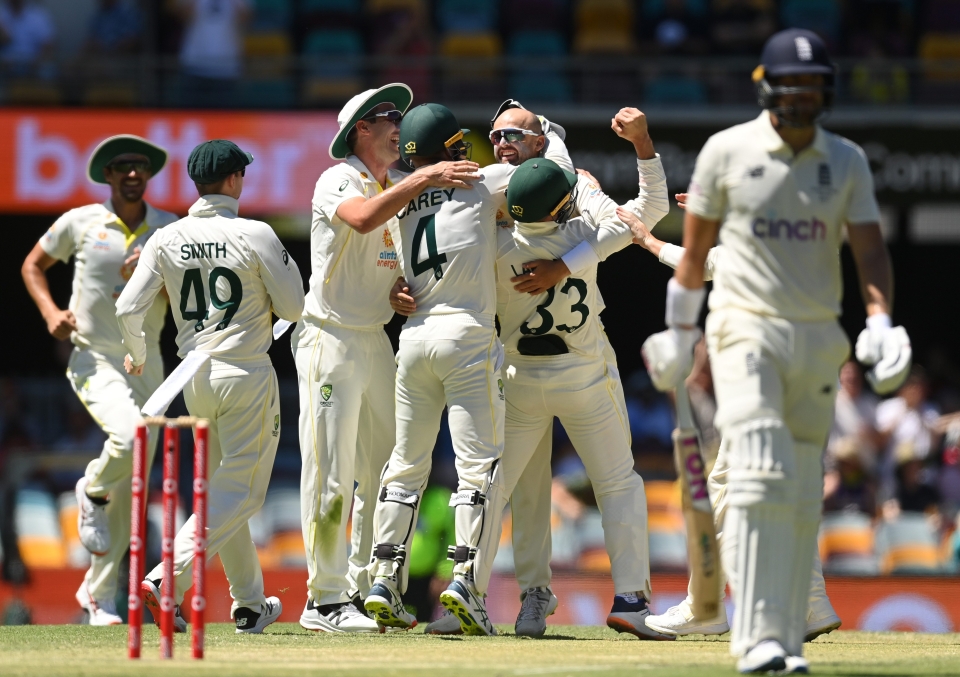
[291,83,482,633]
[21,135,176,626]
[363,103,569,636]
[117,140,305,634]
[642,29,911,674]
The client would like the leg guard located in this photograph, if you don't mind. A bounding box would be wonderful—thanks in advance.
[370,485,422,593]
[785,442,824,655]
[723,419,798,658]
[450,459,506,596]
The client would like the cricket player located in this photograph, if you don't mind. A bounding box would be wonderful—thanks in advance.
[641,29,911,673]
[117,140,305,634]
[292,84,480,633]
[364,103,570,635]
[624,208,842,641]
[21,135,176,626]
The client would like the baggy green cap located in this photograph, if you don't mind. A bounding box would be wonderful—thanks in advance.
[507,158,578,223]
[399,103,469,165]
[87,134,168,185]
[187,139,254,184]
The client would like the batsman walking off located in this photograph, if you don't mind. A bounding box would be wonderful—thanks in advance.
[117,140,305,634]
[642,29,911,673]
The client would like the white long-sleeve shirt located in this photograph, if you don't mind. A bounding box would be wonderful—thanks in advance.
[116,194,304,367]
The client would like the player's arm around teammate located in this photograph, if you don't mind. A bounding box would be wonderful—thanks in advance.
[118,140,304,634]
[21,135,176,626]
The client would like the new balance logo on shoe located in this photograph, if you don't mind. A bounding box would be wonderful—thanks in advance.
[236,617,249,627]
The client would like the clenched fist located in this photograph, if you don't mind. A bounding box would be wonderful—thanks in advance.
[45,309,77,340]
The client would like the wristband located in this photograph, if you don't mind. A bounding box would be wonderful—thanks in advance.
[665,277,705,328]
[866,313,892,331]
[561,240,601,276]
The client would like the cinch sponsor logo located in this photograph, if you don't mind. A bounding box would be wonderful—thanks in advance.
[751,217,826,241]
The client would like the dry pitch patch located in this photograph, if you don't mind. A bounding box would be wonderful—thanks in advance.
[1,624,959,676]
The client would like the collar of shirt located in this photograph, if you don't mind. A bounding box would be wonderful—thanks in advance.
[754,111,829,158]
[102,199,158,248]
[345,154,393,191]
[188,194,240,219]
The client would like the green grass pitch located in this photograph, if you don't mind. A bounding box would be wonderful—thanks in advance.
[1,624,959,676]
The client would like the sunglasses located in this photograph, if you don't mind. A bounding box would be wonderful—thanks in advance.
[489,128,539,145]
[362,109,403,123]
[108,161,151,174]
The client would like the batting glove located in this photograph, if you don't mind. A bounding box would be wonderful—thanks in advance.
[642,327,702,392]
[855,314,912,394]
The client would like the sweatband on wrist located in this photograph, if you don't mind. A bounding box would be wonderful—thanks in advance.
[866,313,892,331]
[659,243,684,269]
[665,277,705,327]
[561,240,601,276]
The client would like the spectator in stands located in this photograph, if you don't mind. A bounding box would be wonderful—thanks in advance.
[887,442,941,519]
[83,0,144,56]
[368,1,433,100]
[827,360,881,469]
[823,437,877,516]
[709,0,776,55]
[876,366,941,502]
[641,0,709,55]
[171,0,251,107]
[0,0,55,77]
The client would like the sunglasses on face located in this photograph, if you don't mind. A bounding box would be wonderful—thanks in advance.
[489,128,539,145]
[362,109,403,123]
[108,161,151,174]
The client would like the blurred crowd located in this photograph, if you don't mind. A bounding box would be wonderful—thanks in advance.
[3,0,960,106]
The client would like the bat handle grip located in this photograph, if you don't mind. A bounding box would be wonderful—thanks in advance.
[675,381,696,430]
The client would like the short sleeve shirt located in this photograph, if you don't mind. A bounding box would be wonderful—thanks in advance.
[40,201,177,358]
[302,155,406,329]
[685,112,881,322]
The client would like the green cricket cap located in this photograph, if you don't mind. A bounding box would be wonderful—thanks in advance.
[87,134,168,185]
[507,158,578,223]
[399,103,469,164]
[187,140,254,184]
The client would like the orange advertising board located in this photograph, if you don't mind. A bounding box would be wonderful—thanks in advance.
[0,109,341,216]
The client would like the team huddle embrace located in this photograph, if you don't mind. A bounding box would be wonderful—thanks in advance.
[21,27,913,675]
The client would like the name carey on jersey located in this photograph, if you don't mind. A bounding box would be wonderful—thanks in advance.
[396,188,457,219]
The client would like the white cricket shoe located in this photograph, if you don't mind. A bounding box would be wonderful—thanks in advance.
[300,598,379,633]
[364,580,417,630]
[515,587,558,638]
[75,581,121,626]
[644,600,729,636]
[424,609,463,635]
[235,597,282,634]
[439,578,496,636]
[784,655,811,674]
[75,477,110,556]
[737,639,788,674]
[806,610,841,642]
[606,592,676,641]
[141,579,187,632]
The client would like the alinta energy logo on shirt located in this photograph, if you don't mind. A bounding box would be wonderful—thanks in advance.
[378,227,398,270]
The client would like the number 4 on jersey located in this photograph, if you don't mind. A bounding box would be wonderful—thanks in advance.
[411,214,447,280]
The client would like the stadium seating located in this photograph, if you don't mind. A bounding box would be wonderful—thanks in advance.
[875,512,944,574]
[507,31,572,103]
[645,481,690,571]
[819,511,879,575]
[15,489,66,568]
[436,0,498,34]
[302,29,365,105]
[439,32,503,101]
[251,0,293,30]
[644,76,708,104]
[573,0,634,54]
[57,492,89,569]
[779,0,842,47]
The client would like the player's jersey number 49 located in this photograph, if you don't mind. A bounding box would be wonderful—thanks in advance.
[180,267,243,333]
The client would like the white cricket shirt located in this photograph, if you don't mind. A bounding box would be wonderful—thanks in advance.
[40,200,177,359]
[116,195,304,367]
[685,112,881,322]
[302,155,406,329]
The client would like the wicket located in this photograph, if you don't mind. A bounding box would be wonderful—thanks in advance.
[128,415,209,660]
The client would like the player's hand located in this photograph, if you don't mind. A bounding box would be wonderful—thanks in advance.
[642,327,702,391]
[124,245,142,268]
[124,354,144,376]
[675,193,688,210]
[855,316,911,394]
[45,308,77,340]
[511,259,570,295]
[616,206,655,249]
[576,168,601,189]
[390,276,416,316]
[418,160,480,189]
[611,108,649,143]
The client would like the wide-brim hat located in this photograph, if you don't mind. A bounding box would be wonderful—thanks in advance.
[87,134,168,185]
[329,83,414,160]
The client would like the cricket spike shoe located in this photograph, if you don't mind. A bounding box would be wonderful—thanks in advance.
[300,597,379,633]
[605,592,676,641]
[424,609,464,635]
[737,639,788,674]
[235,597,282,634]
[75,477,110,556]
[439,578,496,636]
[643,600,730,637]
[783,655,811,674]
[141,579,187,632]
[364,580,418,630]
[515,587,558,638]
[75,580,121,626]
[805,611,842,642]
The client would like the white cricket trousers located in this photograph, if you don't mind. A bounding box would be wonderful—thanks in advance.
[501,352,650,598]
[707,307,848,658]
[68,348,162,601]
[146,358,280,617]
[292,320,396,606]
[371,325,505,596]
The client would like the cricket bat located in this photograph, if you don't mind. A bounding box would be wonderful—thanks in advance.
[673,381,720,620]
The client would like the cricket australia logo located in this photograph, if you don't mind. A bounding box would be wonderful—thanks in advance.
[405,141,416,153]
[272,414,280,437]
[511,205,523,217]
[320,384,333,408]
[497,378,504,400]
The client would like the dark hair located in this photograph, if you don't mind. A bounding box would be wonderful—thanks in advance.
[194,170,241,197]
